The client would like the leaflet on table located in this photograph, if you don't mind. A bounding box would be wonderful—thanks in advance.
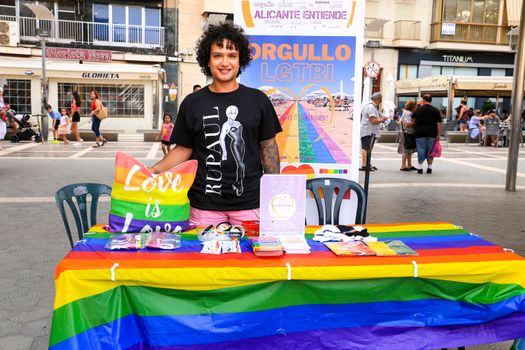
[325,240,417,256]
[279,235,311,254]
[249,236,284,256]
[200,239,242,254]
[259,174,307,237]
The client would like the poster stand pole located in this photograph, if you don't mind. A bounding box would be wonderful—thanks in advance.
[362,134,375,223]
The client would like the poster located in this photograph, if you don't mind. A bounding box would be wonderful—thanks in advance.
[235,0,365,224]
[259,174,306,236]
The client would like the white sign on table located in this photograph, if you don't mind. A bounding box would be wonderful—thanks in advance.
[259,174,306,237]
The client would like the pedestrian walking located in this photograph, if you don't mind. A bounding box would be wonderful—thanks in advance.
[57,107,71,145]
[148,22,282,226]
[360,92,388,171]
[88,90,107,148]
[412,94,442,174]
[156,113,175,156]
[0,109,6,141]
[398,100,417,171]
[456,99,469,132]
[70,91,83,145]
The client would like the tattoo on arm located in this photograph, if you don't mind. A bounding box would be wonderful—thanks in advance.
[260,138,280,174]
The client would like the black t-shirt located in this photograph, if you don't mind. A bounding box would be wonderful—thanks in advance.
[171,84,282,211]
[413,104,442,138]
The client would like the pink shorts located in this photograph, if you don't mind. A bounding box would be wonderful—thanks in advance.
[190,207,260,226]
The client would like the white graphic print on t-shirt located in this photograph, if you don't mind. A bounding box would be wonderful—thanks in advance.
[202,107,223,196]
[219,105,246,196]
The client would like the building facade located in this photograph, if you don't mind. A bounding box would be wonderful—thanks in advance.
[365,0,517,115]
[2,0,517,132]
[0,0,166,132]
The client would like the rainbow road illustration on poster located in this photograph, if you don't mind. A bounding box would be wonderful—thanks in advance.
[243,35,355,165]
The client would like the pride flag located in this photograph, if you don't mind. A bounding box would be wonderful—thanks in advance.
[108,152,197,233]
[49,223,525,349]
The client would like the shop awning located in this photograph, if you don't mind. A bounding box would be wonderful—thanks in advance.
[0,58,162,81]
[507,0,523,27]
[396,75,515,97]
[395,76,450,95]
[23,3,55,20]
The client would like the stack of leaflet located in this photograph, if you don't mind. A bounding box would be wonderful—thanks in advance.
[249,236,284,257]
[280,236,311,254]
[325,240,417,256]
[324,241,375,256]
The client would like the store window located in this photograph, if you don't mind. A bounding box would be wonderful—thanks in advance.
[491,68,506,76]
[0,79,31,115]
[398,64,418,80]
[434,0,500,23]
[432,66,477,76]
[58,83,145,118]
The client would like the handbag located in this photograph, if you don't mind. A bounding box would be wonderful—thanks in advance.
[95,100,108,120]
[429,138,442,158]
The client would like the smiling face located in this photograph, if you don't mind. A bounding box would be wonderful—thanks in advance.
[208,39,240,87]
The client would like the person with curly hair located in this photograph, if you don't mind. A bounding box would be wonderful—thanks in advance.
[149,22,282,226]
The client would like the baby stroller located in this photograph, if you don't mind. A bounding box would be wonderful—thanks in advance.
[10,114,42,143]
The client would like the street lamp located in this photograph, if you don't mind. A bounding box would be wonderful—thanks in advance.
[23,3,55,141]
[36,28,49,141]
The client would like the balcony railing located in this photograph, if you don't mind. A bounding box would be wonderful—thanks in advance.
[430,22,510,45]
[0,15,164,49]
[394,20,421,41]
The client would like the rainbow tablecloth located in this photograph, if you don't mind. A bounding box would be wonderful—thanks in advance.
[49,222,525,350]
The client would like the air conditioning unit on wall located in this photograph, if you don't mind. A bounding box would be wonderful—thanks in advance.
[0,21,19,47]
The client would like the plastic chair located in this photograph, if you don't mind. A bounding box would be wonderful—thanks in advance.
[483,122,500,147]
[306,178,367,225]
[55,183,112,248]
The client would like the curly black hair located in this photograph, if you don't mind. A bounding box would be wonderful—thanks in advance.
[195,22,252,77]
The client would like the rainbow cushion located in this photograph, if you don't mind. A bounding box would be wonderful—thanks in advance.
[108,151,197,233]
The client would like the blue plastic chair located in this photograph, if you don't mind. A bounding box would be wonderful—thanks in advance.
[306,177,367,225]
[55,183,112,248]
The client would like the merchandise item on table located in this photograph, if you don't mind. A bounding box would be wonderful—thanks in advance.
[279,236,311,254]
[108,152,198,233]
[198,223,245,241]
[313,224,376,243]
[241,220,260,236]
[249,236,284,256]
[198,222,244,254]
[366,241,397,256]
[324,239,418,257]
[147,232,181,249]
[325,241,376,256]
[105,233,181,250]
[200,238,241,254]
[383,240,418,255]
